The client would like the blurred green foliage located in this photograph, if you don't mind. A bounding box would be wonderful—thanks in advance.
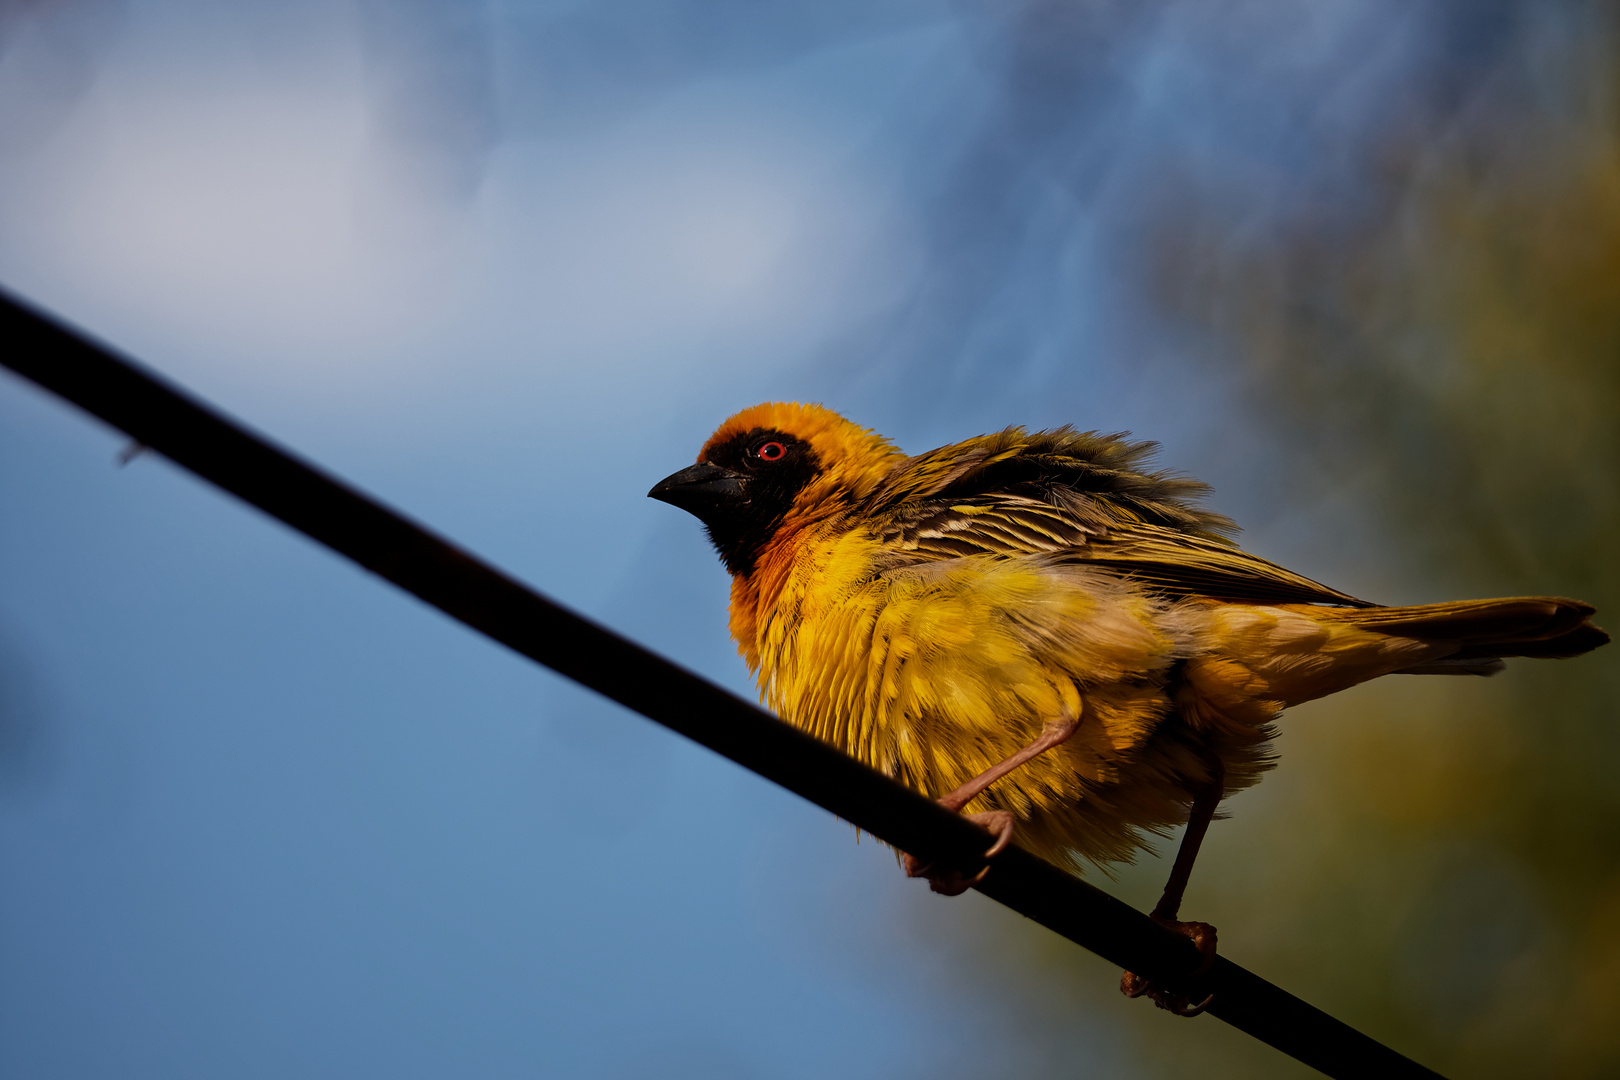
[920,11,1620,1079]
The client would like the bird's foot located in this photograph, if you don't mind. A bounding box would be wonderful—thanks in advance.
[902,810,1016,896]
[1120,918,1218,1017]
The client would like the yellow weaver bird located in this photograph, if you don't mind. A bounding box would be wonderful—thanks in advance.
[649,402,1608,1013]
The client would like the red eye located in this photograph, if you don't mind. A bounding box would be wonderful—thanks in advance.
[756,441,786,461]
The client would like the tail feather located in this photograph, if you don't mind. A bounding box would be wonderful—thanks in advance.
[1323,595,1609,668]
[1331,596,1593,640]
[1450,620,1611,660]
[1394,656,1507,677]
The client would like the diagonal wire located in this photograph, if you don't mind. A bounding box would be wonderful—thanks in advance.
[0,287,1445,1079]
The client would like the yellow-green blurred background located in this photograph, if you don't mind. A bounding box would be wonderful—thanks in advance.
[924,13,1620,1075]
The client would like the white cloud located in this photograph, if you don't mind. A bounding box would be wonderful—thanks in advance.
[1,40,478,372]
[0,2,920,412]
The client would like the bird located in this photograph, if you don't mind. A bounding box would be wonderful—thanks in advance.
[647,401,1609,1014]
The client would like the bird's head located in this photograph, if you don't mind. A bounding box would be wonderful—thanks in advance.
[649,402,902,576]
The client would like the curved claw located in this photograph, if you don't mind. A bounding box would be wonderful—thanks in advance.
[974,810,1017,860]
[1119,918,1218,1016]
[902,810,1017,896]
[1121,973,1215,1017]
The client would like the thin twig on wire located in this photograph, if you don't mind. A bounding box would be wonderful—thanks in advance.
[0,287,1445,1080]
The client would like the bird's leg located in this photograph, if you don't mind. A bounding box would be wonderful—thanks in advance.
[1151,755,1224,924]
[1121,754,1225,1016]
[903,711,1081,896]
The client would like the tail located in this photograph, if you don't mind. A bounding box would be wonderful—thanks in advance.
[1323,596,1609,675]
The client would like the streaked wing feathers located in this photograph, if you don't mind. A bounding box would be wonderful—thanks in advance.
[1074,528,1372,607]
[878,497,1369,606]
[877,496,1099,558]
[864,428,1369,607]
[866,426,1239,542]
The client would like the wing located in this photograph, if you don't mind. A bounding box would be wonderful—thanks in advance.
[862,426,1371,607]
[872,493,1372,608]
[865,425,1239,542]
[1072,523,1373,607]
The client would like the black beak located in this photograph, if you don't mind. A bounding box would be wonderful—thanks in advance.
[648,463,746,517]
